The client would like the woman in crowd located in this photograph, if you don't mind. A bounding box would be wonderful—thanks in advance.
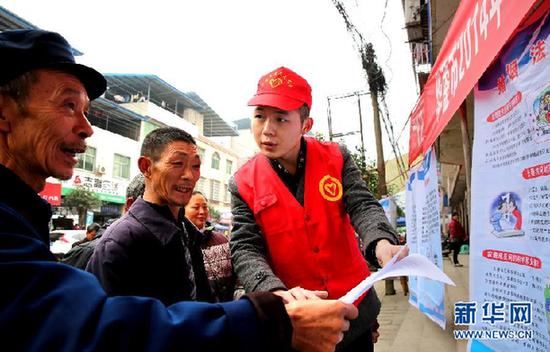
[185,191,239,301]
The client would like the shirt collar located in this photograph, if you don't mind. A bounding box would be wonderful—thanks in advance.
[0,164,52,244]
[268,137,307,176]
[128,198,182,245]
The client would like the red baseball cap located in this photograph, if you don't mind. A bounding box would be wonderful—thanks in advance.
[248,67,312,111]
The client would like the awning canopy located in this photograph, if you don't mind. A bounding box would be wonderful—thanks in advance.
[186,92,238,137]
[408,0,539,164]
[104,74,238,137]
[0,6,83,56]
[0,5,38,31]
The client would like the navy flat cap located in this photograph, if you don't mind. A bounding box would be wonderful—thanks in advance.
[0,29,106,99]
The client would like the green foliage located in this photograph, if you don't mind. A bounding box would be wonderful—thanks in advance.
[313,132,326,141]
[387,184,399,197]
[396,204,405,217]
[208,205,221,222]
[62,186,101,227]
[349,146,380,198]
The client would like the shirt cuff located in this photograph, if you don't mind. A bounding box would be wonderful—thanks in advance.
[244,292,293,352]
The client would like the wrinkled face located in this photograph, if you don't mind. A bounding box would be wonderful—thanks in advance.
[252,106,307,163]
[147,141,201,208]
[0,70,92,188]
[185,193,209,229]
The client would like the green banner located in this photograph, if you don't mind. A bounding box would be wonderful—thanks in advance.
[62,188,125,204]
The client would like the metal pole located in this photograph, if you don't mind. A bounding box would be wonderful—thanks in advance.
[327,97,334,141]
[460,102,472,228]
[370,90,394,295]
[357,93,366,161]
[459,102,471,195]
[371,90,388,198]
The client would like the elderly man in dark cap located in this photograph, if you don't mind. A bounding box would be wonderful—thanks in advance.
[0,29,358,352]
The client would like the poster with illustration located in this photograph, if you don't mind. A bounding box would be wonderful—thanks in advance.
[471,9,550,352]
[406,147,446,328]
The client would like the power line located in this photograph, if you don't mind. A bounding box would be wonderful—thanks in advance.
[332,0,407,186]
[379,0,393,85]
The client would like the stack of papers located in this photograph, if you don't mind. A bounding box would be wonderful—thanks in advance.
[339,249,455,304]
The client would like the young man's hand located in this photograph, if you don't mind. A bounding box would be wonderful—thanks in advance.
[272,287,328,304]
[285,299,358,352]
[375,239,409,267]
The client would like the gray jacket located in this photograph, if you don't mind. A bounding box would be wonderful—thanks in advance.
[229,142,398,347]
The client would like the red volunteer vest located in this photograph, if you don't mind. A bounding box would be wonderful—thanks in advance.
[235,138,370,299]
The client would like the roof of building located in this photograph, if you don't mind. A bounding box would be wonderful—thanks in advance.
[103,74,237,137]
[92,97,146,122]
[232,118,251,130]
[0,6,37,30]
[186,92,237,137]
[0,6,83,55]
[87,97,145,141]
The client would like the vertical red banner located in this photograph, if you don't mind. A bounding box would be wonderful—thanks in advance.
[409,0,538,164]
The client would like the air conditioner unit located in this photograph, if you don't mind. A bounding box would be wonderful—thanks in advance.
[96,165,106,175]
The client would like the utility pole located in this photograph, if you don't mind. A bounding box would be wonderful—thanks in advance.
[356,93,367,162]
[326,90,368,148]
[364,44,394,295]
[327,97,334,141]
[370,89,387,198]
[331,0,395,294]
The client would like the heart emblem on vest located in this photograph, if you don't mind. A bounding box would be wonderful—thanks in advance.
[324,182,337,196]
[318,175,343,202]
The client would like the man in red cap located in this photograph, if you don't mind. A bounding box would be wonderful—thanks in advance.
[230,66,408,351]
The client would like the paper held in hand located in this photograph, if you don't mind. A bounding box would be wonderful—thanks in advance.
[339,248,455,304]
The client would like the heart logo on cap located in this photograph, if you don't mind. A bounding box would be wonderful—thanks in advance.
[319,175,343,202]
[269,78,283,88]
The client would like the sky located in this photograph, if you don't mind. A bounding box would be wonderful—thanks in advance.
[3,0,418,161]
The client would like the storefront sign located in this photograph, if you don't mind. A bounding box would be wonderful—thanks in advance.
[62,170,128,204]
[38,182,62,206]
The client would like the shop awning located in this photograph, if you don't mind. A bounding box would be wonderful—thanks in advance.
[39,182,62,206]
[408,0,539,164]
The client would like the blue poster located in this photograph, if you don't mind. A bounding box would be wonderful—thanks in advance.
[406,147,446,328]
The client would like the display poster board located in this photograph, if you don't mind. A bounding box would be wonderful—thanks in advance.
[406,147,446,328]
[470,10,550,351]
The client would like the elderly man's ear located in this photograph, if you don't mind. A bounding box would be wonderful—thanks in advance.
[138,156,152,178]
[0,95,12,133]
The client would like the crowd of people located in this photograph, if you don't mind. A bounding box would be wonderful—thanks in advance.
[0,29,408,351]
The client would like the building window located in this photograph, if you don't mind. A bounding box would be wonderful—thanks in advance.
[113,154,131,179]
[198,147,205,162]
[211,152,220,170]
[226,160,233,174]
[224,184,231,203]
[142,120,163,139]
[196,177,207,194]
[210,180,221,201]
[76,146,96,172]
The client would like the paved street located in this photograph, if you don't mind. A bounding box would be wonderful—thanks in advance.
[374,254,470,352]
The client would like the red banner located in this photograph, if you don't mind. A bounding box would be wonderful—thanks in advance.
[409,0,538,164]
[39,182,62,206]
